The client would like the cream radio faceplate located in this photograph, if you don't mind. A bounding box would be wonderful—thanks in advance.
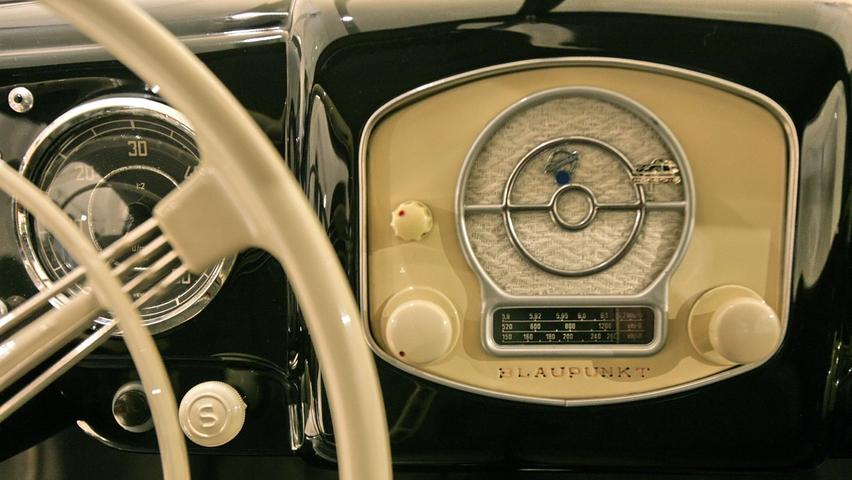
[456,87,692,356]
[360,57,797,405]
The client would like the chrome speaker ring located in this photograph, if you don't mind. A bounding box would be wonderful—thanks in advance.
[501,136,649,277]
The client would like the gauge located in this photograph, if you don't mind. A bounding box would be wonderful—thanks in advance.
[15,97,234,334]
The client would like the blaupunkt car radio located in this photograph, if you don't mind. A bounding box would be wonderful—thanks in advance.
[360,57,794,406]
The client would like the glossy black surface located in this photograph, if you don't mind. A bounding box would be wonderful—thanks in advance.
[1,3,851,476]
[302,12,852,470]
[66,356,296,455]
[0,43,297,456]
[6,426,852,480]
[0,0,289,69]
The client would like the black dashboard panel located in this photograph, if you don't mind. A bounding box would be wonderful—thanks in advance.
[0,1,850,478]
[306,12,851,470]
[0,43,302,456]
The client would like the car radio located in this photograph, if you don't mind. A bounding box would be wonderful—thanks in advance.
[359,58,795,406]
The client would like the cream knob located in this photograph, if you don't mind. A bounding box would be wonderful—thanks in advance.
[688,285,781,366]
[709,298,780,364]
[179,381,246,447]
[390,200,433,241]
[385,299,454,365]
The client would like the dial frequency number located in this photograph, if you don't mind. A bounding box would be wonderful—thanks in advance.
[493,307,654,345]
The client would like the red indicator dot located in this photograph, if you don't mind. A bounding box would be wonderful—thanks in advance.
[399,351,406,357]
[398,210,406,217]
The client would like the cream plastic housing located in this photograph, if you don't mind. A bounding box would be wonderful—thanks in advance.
[361,58,797,406]
[390,200,434,241]
[154,167,253,273]
[0,292,99,393]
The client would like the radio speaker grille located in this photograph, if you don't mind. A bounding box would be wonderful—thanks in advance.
[460,91,687,296]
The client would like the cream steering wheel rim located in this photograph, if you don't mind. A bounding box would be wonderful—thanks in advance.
[0,153,190,476]
[0,0,393,478]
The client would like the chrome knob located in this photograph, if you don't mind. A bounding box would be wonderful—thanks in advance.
[112,382,153,433]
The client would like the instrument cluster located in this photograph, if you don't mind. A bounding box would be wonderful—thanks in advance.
[0,40,294,455]
[14,97,233,333]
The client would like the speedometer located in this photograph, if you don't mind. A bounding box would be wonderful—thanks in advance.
[15,97,234,334]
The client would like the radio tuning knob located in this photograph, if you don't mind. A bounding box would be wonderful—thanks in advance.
[385,299,455,365]
[390,200,433,241]
[688,285,781,366]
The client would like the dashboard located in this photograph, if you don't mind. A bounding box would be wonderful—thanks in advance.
[0,0,851,477]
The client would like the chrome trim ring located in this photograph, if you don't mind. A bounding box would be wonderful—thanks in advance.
[457,86,692,357]
[13,97,235,335]
[494,134,653,277]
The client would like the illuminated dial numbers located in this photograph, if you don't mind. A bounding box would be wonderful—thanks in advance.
[494,307,654,345]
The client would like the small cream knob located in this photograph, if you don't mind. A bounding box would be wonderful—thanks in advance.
[385,299,454,365]
[390,200,433,241]
[688,285,781,366]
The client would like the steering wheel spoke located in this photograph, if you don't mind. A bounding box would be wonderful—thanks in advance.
[0,0,393,478]
[0,217,188,424]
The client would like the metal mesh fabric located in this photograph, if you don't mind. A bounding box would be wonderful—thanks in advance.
[461,94,686,296]
[466,211,683,295]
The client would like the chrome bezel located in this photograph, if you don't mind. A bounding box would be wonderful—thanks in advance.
[456,86,694,357]
[358,57,799,406]
[13,97,235,335]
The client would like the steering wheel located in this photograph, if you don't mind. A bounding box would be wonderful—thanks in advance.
[0,0,392,478]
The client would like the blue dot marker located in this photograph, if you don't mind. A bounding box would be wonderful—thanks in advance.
[555,170,572,185]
